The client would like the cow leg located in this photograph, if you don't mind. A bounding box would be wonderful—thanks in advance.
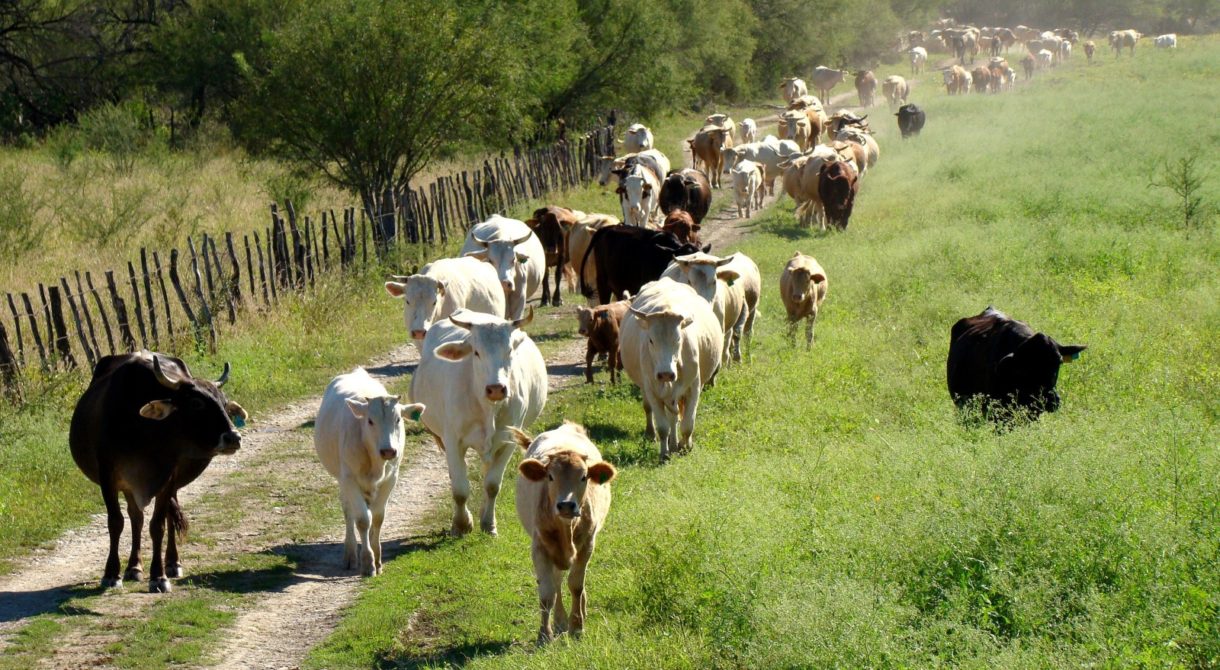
[369,477,395,575]
[551,263,563,306]
[787,318,798,345]
[122,491,143,582]
[806,312,817,349]
[541,272,551,307]
[165,494,184,578]
[642,398,656,442]
[585,342,596,384]
[567,541,595,639]
[100,478,124,588]
[442,434,474,536]
[532,542,558,645]
[551,565,569,636]
[608,348,619,384]
[679,387,700,453]
[341,476,375,576]
[340,490,358,569]
[148,492,171,593]
[478,439,514,536]
[731,311,747,363]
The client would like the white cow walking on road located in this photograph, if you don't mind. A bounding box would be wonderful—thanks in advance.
[460,215,546,321]
[411,309,546,536]
[384,257,505,345]
[314,368,425,576]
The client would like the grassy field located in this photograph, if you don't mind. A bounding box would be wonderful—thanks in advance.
[301,38,1220,668]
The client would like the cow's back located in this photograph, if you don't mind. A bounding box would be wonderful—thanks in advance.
[425,257,505,320]
[315,368,388,479]
[946,309,1032,404]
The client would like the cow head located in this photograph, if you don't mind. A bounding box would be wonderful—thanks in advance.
[618,168,655,228]
[629,307,694,384]
[996,334,1086,414]
[345,394,425,461]
[434,308,534,403]
[513,428,615,520]
[385,274,447,343]
[575,306,594,337]
[139,355,248,457]
[669,252,737,304]
[787,257,826,303]
[596,155,616,187]
[662,210,700,245]
[466,229,533,295]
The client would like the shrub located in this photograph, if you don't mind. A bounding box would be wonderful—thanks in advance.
[0,164,47,258]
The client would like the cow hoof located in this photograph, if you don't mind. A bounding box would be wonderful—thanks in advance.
[536,629,553,646]
[552,298,563,307]
[124,567,143,581]
[481,522,498,537]
[101,577,123,589]
[166,564,184,579]
[570,627,584,641]
[149,577,172,593]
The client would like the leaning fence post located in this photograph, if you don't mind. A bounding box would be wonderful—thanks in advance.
[151,252,175,339]
[84,272,116,355]
[0,320,21,400]
[186,237,217,351]
[105,271,137,351]
[60,277,96,368]
[47,285,76,369]
[20,293,47,367]
[127,262,148,348]
[140,249,159,348]
[5,293,24,366]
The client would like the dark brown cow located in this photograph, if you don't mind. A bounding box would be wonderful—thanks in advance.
[947,307,1086,419]
[817,160,859,231]
[971,66,992,94]
[526,206,575,306]
[660,210,701,246]
[575,299,630,383]
[1021,54,1036,80]
[658,168,712,224]
[854,70,877,107]
[70,352,247,592]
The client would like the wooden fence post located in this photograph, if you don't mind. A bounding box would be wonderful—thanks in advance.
[60,277,96,368]
[105,271,137,351]
[151,253,175,339]
[0,320,20,400]
[84,272,116,355]
[127,262,148,348]
[140,249,158,348]
[186,237,217,351]
[167,251,200,342]
[72,272,102,359]
[5,294,24,365]
[20,293,47,367]
[47,285,76,369]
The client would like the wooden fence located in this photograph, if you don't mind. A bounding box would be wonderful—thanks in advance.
[0,126,617,401]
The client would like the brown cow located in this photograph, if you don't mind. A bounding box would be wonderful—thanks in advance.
[971,66,992,94]
[818,159,859,231]
[780,252,828,348]
[854,70,877,107]
[1020,54,1035,80]
[562,212,619,297]
[660,210,701,246]
[687,125,731,189]
[527,206,578,306]
[575,298,630,383]
[1084,40,1096,63]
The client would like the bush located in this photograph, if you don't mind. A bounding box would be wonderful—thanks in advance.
[76,102,163,176]
[0,164,47,258]
[45,126,84,171]
[262,169,316,213]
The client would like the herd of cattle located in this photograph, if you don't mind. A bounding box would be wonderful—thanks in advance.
[64,36,1098,645]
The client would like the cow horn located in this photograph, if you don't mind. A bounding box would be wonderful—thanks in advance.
[512,231,533,246]
[449,311,473,331]
[152,355,181,390]
[471,228,491,246]
[215,361,231,387]
[388,274,412,281]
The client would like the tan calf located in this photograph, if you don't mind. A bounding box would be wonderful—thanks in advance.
[780,252,828,348]
[514,423,616,645]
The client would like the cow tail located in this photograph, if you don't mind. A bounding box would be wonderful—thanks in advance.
[579,231,599,299]
[167,496,189,540]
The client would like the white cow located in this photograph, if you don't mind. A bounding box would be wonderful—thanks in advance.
[411,309,547,536]
[384,257,505,345]
[704,113,736,142]
[909,47,928,74]
[1037,48,1054,69]
[614,162,661,228]
[620,123,654,153]
[596,149,672,189]
[1059,40,1073,60]
[662,251,759,366]
[513,422,616,644]
[619,278,723,460]
[730,159,763,219]
[722,136,802,196]
[721,252,761,360]
[460,215,546,320]
[834,126,879,174]
[1155,34,1177,49]
[314,368,425,576]
[779,76,808,103]
[737,118,758,145]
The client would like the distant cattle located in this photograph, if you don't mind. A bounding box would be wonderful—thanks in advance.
[946,306,1086,419]
[576,298,630,383]
[895,103,926,138]
[658,168,712,224]
[596,149,672,189]
[810,66,850,103]
[614,163,662,228]
[704,113,736,143]
[580,225,708,304]
[818,159,859,231]
[1084,40,1096,62]
[722,137,802,197]
[909,47,928,74]
[619,278,723,460]
[385,257,504,344]
[834,126,878,174]
[730,159,764,219]
[1037,48,1054,69]
[882,75,909,108]
[780,252,828,348]
[620,124,654,153]
[461,215,546,320]
[1110,29,1141,57]
[314,368,425,576]
[1155,33,1177,49]
[526,206,578,306]
[661,210,701,247]
[688,125,732,188]
[411,309,546,535]
[1021,54,1036,80]
[994,28,1016,52]
[70,352,248,592]
[779,146,850,228]
[944,65,971,95]
[971,66,992,94]
[513,422,616,644]
[737,118,758,144]
[854,70,877,107]
[779,111,814,152]
[779,76,808,103]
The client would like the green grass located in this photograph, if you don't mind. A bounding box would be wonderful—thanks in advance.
[304,37,1220,669]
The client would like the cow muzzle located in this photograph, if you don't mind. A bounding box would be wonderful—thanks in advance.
[556,500,581,518]
[655,370,676,383]
[500,280,514,293]
[410,329,427,340]
[485,384,507,401]
[379,447,399,460]
[217,431,241,455]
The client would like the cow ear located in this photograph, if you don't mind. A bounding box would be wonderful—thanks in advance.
[464,249,489,261]
[519,458,548,482]
[588,461,617,485]
[679,315,695,329]
[434,341,473,362]
[1059,344,1086,363]
[399,402,425,422]
[811,273,827,284]
[226,401,249,425]
[508,427,533,452]
[616,186,626,195]
[525,218,539,230]
[717,269,740,285]
[346,398,369,419]
[385,281,406,298]
[435,280,446,296]
[513,306,535,329]
[139,400,176,420]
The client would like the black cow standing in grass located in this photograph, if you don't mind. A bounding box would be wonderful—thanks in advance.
[579,226,709,305]
[69,351,248,592]
[946,307,1086,419]
[895,104,926,138]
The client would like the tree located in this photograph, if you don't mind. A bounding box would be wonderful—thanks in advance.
[236,0,526,242]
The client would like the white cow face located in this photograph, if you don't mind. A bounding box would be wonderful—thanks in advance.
[434,309,534,402]
[517,444,616,520]
[670,253,737,304]
[466,234,531,294]
[630,309,695,383]
[618,172,654,228]
[345,395,424,461]
[385,275,446,343]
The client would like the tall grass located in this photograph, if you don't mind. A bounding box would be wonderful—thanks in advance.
[305,37,1219,669]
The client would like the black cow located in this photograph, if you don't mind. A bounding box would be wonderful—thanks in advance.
[817,160,859,230]
[526,206,574,306]
[658,168,712,224]
[896,104,926,138]
[579,226,710,305]
[69,352,248,592]
[946,307,1086,419]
